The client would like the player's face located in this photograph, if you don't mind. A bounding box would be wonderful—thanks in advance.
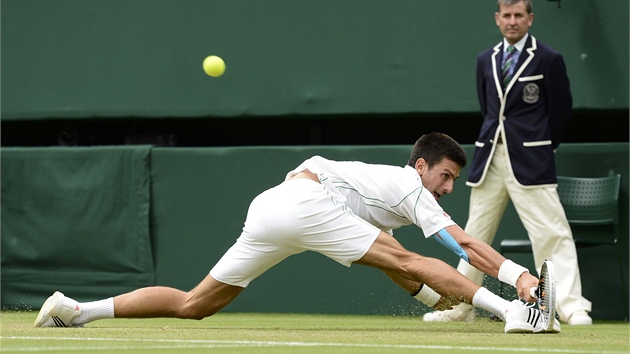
[415,158,461,201]
[495,2,533,45]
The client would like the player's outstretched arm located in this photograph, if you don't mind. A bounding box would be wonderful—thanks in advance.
[442,225,537,302]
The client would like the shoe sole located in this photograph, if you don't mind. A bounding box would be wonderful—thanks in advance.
[504,321,534,334]
[535,327,561,333]
[422,306,475,322]
[34,291,64,327]
[568,318,592,325]
[423,314,475,322]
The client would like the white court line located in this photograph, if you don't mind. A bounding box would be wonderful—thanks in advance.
[1,336,627,354]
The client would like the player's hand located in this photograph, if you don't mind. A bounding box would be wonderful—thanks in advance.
[516,272,538,302]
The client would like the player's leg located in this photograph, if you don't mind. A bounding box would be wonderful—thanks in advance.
[381,269,463,311]
[113,274,243,319]
[34,274,243,327]
[508,181,592,324]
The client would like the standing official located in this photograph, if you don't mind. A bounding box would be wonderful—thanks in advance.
[424,0,592,325]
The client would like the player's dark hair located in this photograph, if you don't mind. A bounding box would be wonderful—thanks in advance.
[407,132,467,169]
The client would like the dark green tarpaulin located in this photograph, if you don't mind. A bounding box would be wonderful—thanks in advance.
[1,147,154,306]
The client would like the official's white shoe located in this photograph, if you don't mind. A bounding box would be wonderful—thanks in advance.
[567,311,592,325]
[34,291,82,328]
[423,302,475,322]
[504,300,561,334]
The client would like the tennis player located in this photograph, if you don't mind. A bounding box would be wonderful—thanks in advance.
[35,132,559,333]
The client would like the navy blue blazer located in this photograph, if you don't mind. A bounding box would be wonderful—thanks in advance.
[467,34,572,187]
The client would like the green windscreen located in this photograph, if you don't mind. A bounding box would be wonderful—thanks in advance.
[2,0,627,120]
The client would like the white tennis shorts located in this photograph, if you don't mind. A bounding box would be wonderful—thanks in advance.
[209,178,381,287]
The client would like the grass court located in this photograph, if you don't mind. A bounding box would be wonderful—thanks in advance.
[1,311,628,353]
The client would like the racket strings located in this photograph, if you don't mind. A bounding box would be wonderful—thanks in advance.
[538,261,557,331]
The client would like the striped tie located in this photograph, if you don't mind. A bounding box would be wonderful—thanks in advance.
[502,45,516,88]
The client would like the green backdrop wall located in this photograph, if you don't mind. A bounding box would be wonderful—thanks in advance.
[2,0,628,120]
[2,143,628,320]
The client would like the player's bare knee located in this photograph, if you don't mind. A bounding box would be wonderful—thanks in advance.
[176,296,220,320]
[397,253,427,279]
[178,304,217,320]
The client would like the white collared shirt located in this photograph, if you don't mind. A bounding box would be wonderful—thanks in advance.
[503,33,529,61]
[286,156,456,237]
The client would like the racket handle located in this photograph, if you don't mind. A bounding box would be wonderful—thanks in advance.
[530,287,537,299]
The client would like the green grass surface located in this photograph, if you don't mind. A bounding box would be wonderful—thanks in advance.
[1,311,628,353]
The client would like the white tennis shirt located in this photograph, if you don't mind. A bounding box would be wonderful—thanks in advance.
[286,156,456,238]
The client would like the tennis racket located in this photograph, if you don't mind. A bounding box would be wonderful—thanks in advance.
[529,259,556,331]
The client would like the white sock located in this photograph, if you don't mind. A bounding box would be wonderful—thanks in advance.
[75,298,115,325]
[472,287,511,321]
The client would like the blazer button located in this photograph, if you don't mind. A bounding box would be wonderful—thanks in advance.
[501,116,507,121]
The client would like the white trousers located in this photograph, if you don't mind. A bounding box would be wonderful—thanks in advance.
[456,145,591,322]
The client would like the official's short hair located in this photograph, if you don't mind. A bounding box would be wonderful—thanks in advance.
[497,0,533,13]
[407,132,467,169]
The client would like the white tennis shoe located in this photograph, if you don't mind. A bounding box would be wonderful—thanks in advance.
[504,300,561,334]
[423,302,475,322]
[34,291,82,328]
[567,310,592,325]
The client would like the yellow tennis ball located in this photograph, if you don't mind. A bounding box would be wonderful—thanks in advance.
[203,55,225,77]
